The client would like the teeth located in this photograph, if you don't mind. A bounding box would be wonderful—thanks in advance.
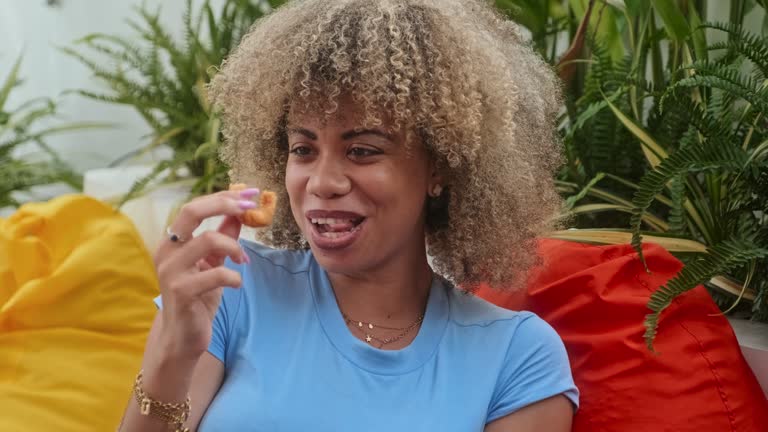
[318,223,363,239]
[312,217,356,225]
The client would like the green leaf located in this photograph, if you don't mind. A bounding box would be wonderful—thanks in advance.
[650,0,690,42]
[747,139,768,164]
[116,150,194,208]
[644,239,768,351]
[710,275,758,302]
[581,186,634,207]
[625,0,649,18]
[571,203,669,230]
[689,7,707,62]
[33,122,115,137]
[0,55,23,112]
[603,93,668,167]
[546,228,709,253]
[602,173,674,207]
[565,91,618,138]
[666,68,768,114]
[699,22,768,78]
[194,141,217,159]
[564,172,605,209]
[1,103,55,135]
[629,137,748,270]
[667,174,687,234]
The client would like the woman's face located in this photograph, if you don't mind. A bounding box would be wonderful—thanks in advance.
[285,102,436,275]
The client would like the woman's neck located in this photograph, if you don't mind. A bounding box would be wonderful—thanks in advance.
[326,244,433,326]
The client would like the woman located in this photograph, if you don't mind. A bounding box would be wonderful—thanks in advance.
[119,0,578,430]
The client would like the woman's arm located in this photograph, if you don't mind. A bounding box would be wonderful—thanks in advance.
[117,314,225,432]
[484,395,573,432]
[116,190,254,431]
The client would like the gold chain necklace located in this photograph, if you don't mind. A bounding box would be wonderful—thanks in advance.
[342,312,425,348]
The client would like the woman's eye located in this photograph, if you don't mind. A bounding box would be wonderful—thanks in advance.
[348,147,381,158]
[289,145,312,157]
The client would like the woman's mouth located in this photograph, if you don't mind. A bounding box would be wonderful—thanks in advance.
[305,211,367,250]
[310,217,365,238]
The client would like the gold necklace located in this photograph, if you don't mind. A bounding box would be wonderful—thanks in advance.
[340,312,421,331]
[341,312,425,348]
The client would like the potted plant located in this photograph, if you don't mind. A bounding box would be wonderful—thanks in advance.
[1,55,106,214]
[63,0,284,248]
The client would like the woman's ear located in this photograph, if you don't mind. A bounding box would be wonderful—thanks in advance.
[422,131,443,198]
[429,183,443,198]
[428,176,444,197]
[428,159,444,198]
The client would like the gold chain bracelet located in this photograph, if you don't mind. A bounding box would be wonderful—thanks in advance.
[133,370,191,432]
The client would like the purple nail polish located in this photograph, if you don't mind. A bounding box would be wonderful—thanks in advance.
[238,200,257,209]
[239,188,260,198]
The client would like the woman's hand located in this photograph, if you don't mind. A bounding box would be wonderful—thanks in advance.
[153,188,260,363]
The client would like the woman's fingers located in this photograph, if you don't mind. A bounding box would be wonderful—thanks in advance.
[217,214,244,241]
[161,230,246,275]
[200,215,248,267]
[172,189,259,239]
[155,189,259,261]
[196,258,213,272]
[167,266,243,300]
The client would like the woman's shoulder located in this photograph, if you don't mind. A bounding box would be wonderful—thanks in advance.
[444,285,547,333]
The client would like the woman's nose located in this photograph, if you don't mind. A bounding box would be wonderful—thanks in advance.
[306,155,352,199]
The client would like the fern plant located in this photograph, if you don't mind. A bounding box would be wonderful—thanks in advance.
[560,21,768,349]
[631,23,768,347]
[64,0,284,204]
[0,55,105,209]
[525,1,768,348]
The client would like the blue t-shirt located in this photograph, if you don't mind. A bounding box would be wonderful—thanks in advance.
[156,240,578,431]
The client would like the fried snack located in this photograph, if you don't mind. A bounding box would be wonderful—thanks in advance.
[229,183,277,227]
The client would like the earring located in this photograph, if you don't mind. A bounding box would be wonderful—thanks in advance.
[430,184,443,197]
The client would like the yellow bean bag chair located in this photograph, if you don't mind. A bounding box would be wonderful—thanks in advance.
[0,194,158,431]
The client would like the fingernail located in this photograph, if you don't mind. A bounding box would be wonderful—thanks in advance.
[239,188,260,198]
[238,200,257,209]
[243,252,251,264]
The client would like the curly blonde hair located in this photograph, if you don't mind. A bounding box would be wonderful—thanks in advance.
[209,0,563,289]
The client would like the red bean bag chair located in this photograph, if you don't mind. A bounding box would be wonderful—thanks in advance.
[476,239,768,432]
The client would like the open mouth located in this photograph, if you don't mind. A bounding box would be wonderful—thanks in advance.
[310,217,366,239]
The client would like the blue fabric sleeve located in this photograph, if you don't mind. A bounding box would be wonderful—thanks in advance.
[152,257,244,364]
[486,313,579,423]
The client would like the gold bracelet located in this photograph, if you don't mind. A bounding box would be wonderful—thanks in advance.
[133,370,191,432]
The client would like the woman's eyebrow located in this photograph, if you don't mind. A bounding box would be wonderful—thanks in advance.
[286,127,317,140]
[286,126,394,142]
[341,129,394,142]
